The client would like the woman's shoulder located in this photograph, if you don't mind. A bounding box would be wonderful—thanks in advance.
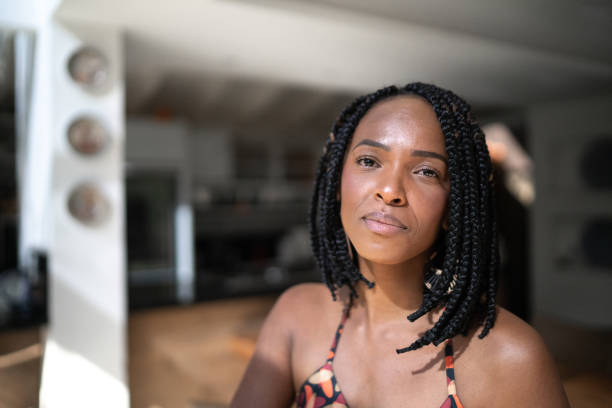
[277,282,332,307]
[456,306,549,375]
[457,307,570,407]
[258,282,350,343]
[271,283,345,327]
[475,307,552,368]
[231,284,335,406]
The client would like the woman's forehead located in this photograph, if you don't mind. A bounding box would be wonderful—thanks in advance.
[350,95,445,152]
[360,94,437,125]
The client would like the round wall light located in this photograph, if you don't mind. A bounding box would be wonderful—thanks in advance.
[67,46,110,92]
[67,183,111,226]
[67,117,109,156]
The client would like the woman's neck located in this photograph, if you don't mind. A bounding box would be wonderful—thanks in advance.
[355,254,435,330]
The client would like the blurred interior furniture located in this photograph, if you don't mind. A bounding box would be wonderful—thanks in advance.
[125,118,322,309]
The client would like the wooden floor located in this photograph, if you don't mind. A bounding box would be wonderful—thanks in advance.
[129,296,276,408]
[1,295,611,407]
[0,327,41,408]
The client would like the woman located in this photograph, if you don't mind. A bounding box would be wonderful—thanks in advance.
[231,83,570,407]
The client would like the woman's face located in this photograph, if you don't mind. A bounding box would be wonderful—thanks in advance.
[340,96,450,266]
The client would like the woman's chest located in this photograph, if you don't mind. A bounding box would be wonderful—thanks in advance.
[292,330,453,407]
[332,343,451,408]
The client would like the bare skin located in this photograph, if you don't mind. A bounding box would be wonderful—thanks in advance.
[231,96,570,407]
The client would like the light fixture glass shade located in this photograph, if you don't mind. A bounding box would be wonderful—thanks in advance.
[67,183,111,226]
[67,46,110,91]
[67,117,109,156]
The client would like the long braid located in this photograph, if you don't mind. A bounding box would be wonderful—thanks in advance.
[309,82,499,351]
[402,84,498,350]
[480,175,499,338]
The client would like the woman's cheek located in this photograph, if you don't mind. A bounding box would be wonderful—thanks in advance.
[426,188,449,226]
[340,167,361,207]
[339,168,365,233]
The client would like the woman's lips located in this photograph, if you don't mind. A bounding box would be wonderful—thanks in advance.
[361,212,408,234]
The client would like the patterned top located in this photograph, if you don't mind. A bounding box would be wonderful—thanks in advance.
[295,302,464,408]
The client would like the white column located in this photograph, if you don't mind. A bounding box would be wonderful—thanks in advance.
[35,20,128,408]
[175,156,195,304]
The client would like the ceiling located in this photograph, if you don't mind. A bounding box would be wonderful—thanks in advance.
[45,0,612,129]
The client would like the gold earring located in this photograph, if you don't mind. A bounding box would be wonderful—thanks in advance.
[425,268,457,295]
[424,268,442,291]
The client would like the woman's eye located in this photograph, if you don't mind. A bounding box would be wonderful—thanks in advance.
[416,167,439,178]
[357,157,379,168]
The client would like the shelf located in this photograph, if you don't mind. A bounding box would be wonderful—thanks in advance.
[195,203,308,236]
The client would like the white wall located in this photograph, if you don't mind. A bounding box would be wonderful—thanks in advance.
[191,127,234,184]
[0,0,62,29]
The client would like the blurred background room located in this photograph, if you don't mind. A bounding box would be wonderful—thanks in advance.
[0,0,611,407]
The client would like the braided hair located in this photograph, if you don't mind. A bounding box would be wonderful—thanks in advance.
[308,82,499,353]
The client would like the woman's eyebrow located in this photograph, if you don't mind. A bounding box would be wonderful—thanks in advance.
[352,139,448,164]
[352,139,390,151]
[412,150,448,164]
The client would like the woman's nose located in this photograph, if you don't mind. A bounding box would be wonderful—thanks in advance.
[375,179,407,206]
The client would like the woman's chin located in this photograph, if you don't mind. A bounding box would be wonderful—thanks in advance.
[354,250,421,267]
